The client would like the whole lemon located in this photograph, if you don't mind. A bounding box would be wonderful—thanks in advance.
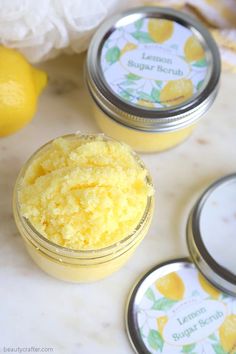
[219,315,236,353]
[0,46,47,136]
[184,35,205,62]
[155,272,185,301]
[148,19,174,43]
[160,79,193,106]
[198,273,220,299]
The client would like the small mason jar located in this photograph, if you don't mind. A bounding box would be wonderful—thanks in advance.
[85,7,221,153]
[13,134,154,282]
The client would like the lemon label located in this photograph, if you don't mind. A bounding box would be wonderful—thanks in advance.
[163,299,226,345]
[136,267,236,354]
[100,18,208,109]
[120,45,191,81]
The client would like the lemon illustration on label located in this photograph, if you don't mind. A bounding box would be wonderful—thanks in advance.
[184,35,205,62]
[219,315,236,353]
[121,42,137,56]
[155,272,185,301]
[198,273,221,299]
[137,99,155,108]
[160,79,193,106]
[0,46,47,136]
[148,19,174,43]
[157,316,168,335]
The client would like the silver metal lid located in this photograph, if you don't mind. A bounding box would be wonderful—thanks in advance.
[86,7,221,132]
[187,173,236,297]
[126,258,235,354]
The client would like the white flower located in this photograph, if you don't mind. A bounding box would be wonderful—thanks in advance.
[0,0,129,62]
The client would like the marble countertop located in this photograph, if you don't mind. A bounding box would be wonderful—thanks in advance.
[0,53,235,354]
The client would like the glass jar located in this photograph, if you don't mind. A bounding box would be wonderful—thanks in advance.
[13,134,154,282]
[85,7,221,153]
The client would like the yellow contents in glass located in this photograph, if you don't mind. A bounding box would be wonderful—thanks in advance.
[13,134,154,282]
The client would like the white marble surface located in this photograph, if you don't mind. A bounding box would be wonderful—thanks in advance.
[0,53,236,354]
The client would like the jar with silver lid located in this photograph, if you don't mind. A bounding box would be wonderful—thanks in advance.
[126,174,236,353]
[86,7,221,152]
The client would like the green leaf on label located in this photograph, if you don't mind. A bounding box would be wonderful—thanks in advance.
[126,88,135,94]
[151,88,160,103]
[209,333,218,341]
[120,91,133,101]
[131,31,154,43]
[212,343,228,354]
[193,58,207,67]
[181,343,196,353]
[155,80,163,88]
[137,91,154,103]
[120,80,136,86]
[135,19,144,30]
[105,46,120,64]
[152,297,177,311]
[125,73,141,80]
[197,80,204,91]
[145,288,156,302]
[147,329,164,352]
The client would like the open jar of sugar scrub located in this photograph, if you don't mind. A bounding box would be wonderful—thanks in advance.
[13,134,154,282]
[126,174,236,354]
[86,7,221,153]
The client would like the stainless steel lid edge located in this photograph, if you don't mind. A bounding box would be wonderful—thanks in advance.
[86,6,221,132]
[126,258,193,354]
[87,77,219,132]
[187,173,236,296]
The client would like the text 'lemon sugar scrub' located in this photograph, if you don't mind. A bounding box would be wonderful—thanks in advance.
[86,7,221,152]
[13,134,154,282]
[126,260,236,354]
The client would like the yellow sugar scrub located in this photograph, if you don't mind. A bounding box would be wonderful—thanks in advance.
[13,134,154,282]
[86,7,221,152]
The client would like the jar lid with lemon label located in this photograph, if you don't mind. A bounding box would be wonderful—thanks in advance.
[126,174,236,354]
[86,7,221,133]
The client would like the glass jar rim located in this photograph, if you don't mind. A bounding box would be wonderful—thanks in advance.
[14,133,154,259]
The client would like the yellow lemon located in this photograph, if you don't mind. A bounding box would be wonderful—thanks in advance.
[148,19,174,43]
[184,35,205,62]
[157,316,168,335]
[137,99,154,108]
[219,315,236,353]
[155,272,185,301]
[121,42,137,56]
[198,273,221,299]
[160,79,193,106]
[0,46,47,136]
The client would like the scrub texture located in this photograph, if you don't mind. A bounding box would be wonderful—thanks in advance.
[19,136,153,250]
